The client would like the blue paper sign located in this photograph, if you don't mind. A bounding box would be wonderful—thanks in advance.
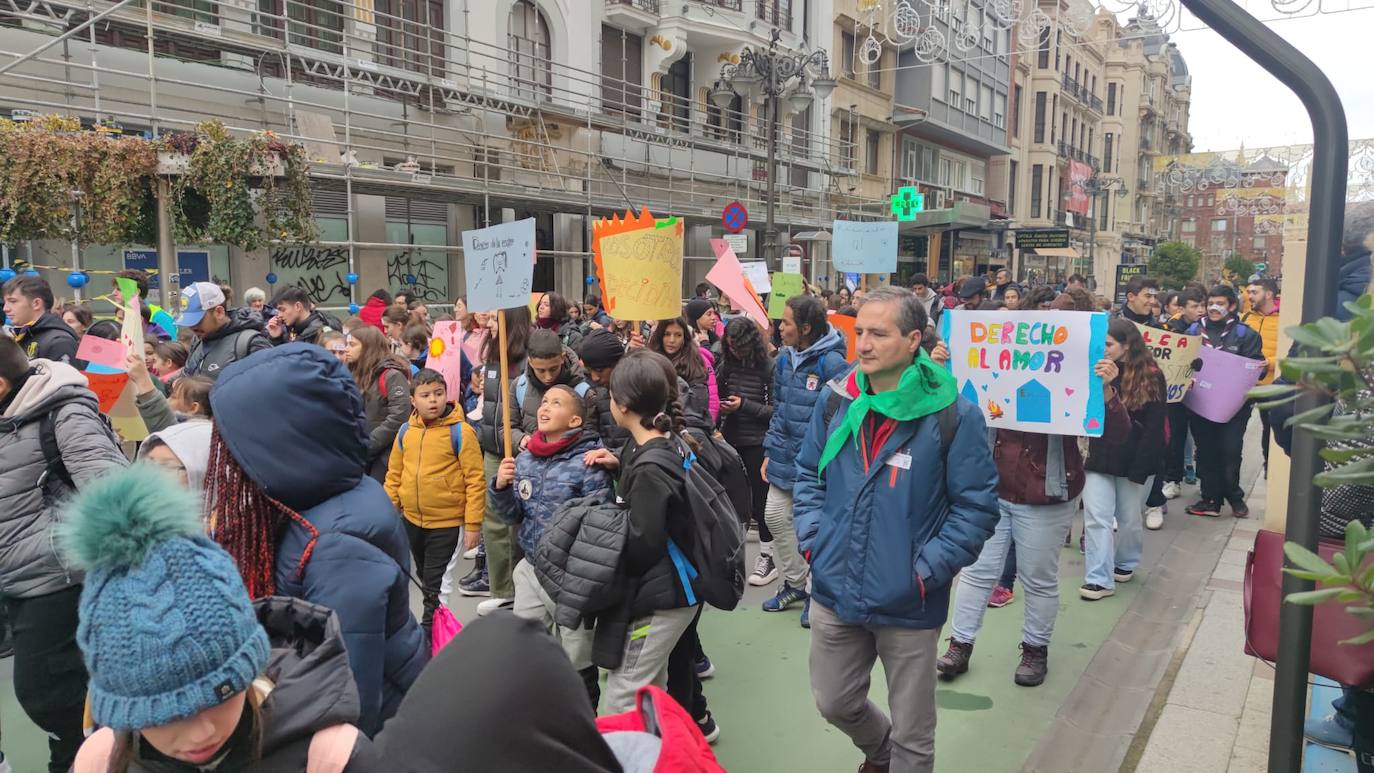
[463,218,536,312]
[832,220,898,274]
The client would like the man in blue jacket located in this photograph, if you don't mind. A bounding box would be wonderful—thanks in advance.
[794,287,999,773]
[761,294,851,623]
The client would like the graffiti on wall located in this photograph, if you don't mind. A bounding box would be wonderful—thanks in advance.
[387,250,448,303]
[270,245,352,306]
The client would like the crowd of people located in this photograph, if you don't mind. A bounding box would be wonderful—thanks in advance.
[0,219,1353,773]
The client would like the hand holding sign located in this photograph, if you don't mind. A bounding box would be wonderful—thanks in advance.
[464,218,536,312]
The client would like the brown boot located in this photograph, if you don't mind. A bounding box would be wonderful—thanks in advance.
[1014,643,1049,686]
[936,637,973,678]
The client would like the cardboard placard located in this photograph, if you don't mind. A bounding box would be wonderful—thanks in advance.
[84,372,129,414]
[1183,345,1267,423]
[942,309,1110,437]
[593,209,684,321]
[425,321,466,400]
[767,273,805,319]
[706,239,769,328]
[741,262,772,294]
[832,220,898,274]
[1133,322,1201,403]
[463,218,536,313]
[77,335,128,374]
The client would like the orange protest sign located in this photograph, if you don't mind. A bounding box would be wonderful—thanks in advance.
[828,313,857,362]
[84,372,130,414]
[593,209,683,321]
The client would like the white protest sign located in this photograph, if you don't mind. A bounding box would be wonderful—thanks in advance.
[464,218,535,312]
[941,309,1110,437]
[783,254,802,274]
[832,220,898,274]
[741,261,772,294]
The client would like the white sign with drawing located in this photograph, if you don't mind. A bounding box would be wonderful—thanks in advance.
[832,220,898,274]
[740,261,772,294]
[464,218,535,312]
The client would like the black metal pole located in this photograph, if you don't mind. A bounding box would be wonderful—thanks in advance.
[1176,2,1347,772]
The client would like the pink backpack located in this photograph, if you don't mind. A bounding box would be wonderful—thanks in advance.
[431,604,463,656]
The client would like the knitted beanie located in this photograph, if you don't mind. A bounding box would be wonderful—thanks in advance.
[684,298,714,327]
[578,329,626,370]
[58,464,270,731]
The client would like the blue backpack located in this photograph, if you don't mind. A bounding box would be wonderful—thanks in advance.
[396,422,464,458]
[514,374,591,407]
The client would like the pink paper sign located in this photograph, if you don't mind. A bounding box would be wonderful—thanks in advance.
[1183,345,1267,423]
[425,321,466,400]
[77,335,127,372]
[706,239,769,328]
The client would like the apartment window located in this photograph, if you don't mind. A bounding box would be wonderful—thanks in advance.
[1037,27,1050,69]
[839,121,855,167]
[867,52,882,90]
[1103,133,1113,173]
[1253,236,1266,250]
[1212,218,1228,232]
[1030,164,1043,218]
[994,93,1005,129]
[939,158,952,187]
[1070,118,1078,149]
[1090,75,1096,97]
[964,73,977,114]
[661,54,693,132]
[1008,160,1018,216]
[982,85,994,122]
[865,129,881,175]
[376,0,445,76]
[1087,128,1093,157]
[1106,82,1117,115]
[600,26,643,116]
[949,76,961,107]
[256,0,344,54]
[932,64,946,102]
[1033,91,1046,143]
[953,160,968,190]
[841,31,856,79]
[508,0,551,99]
[1012,85,1022,138]
[1181,219,1196,233]
[706,92,743,142]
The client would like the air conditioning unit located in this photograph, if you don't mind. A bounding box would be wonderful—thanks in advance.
[932,189,949,209]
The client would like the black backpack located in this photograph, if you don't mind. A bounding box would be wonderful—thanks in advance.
[683,428,753,528]
[639,436,747,612]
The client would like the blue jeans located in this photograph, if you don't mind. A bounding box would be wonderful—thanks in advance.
[950,499,1079,647]
[1083,472,1150,589]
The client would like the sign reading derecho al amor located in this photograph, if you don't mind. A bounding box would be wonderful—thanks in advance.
[942,309,1109,437]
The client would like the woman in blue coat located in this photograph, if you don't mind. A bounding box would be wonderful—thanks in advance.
[206,343,427,736]
[761,295,850,624]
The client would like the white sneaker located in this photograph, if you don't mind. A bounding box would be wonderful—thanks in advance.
[463,545,479,560]
[1144,506,1165,530]
[476,598,513,616]
[748,553,778,586]
[1161,481,1181,500]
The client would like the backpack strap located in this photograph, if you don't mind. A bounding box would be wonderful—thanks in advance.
[574,381,591,398]
[306,723,359,773]
[38,410,74,491]
[233,329,260,362]
[397,422,409,452]
[448,423,464,458]
[935,403,958,453]
[514,373,528,407]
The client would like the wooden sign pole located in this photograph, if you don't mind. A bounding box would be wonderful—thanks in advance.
[498,308,513,457]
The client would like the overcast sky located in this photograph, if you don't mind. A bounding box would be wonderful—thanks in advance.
[1170,5,1374,152]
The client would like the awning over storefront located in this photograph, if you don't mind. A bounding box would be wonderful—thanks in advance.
[899,201,993,231]
[1026,247,1082,258]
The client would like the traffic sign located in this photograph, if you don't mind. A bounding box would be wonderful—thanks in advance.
[891,187,924,221]
[722,201,749,233]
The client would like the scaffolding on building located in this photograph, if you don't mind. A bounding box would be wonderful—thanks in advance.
[0,0,884,305]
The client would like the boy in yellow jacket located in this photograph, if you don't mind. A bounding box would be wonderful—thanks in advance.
[385,368,485,638]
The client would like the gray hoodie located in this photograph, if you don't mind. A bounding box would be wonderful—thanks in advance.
[136,420,213,493]
[0,359,128,597]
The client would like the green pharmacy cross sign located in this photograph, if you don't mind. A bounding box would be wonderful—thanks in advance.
[891,187,925,221]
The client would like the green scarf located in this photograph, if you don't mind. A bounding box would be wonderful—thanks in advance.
[817,348,958,476]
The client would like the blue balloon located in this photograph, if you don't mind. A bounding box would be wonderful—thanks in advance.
[403,274,417,285]
[348,303,360,315]
[66,271,88,288]
[0,268,14,282]
[346,272,359,285]
[23,269,40,277]
[585,275,596,285]
[266,272,278,285]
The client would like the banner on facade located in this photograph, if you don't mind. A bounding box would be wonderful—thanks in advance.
[941,309,1110,437]
[1065,161,1093,216]
[706,239,769,328]
[1183,345,1266,423]
[833,220,898,274]
[463,218,536,313]
[593,209,683,321]
[1133,322,1200,403]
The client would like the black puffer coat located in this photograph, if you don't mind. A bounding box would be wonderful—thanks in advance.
[478,356,528,456]
[715,355,773,448]
[1084,370,1168,484]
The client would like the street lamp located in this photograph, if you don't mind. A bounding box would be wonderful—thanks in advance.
[1078,174,1129,278]
[712,29,835,269]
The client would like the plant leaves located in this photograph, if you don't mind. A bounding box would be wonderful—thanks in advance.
[1285,402,1336,429]
[1285,542,1338,575]
[1339,627,1374,646]
[1257,394,1302,411]
[1286,587,1347,605]
[1284,569,1338,582]
[1248,384,1299,399]
[1285,324,1334,351]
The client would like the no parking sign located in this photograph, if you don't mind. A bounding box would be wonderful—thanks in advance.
[722,201,748,234]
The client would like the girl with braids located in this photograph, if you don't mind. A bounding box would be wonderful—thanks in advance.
[1080,318,1168,601]
[205,343,426,736]
[716,317,777,586]
[648,316,717,431]
[344,325,412,482]
[602,350,702,719]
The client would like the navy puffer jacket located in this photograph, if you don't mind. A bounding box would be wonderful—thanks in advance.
[763,327,850,489]
[210,344,427,736]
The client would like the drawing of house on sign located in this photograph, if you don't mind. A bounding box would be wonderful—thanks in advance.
[1015,379,1051,423]
[961,380,979,406]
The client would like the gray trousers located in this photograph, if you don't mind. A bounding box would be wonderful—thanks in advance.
[512,559,593,671]
[764,485,810,588]
[602,604,699,714]
[809,602,940,773]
